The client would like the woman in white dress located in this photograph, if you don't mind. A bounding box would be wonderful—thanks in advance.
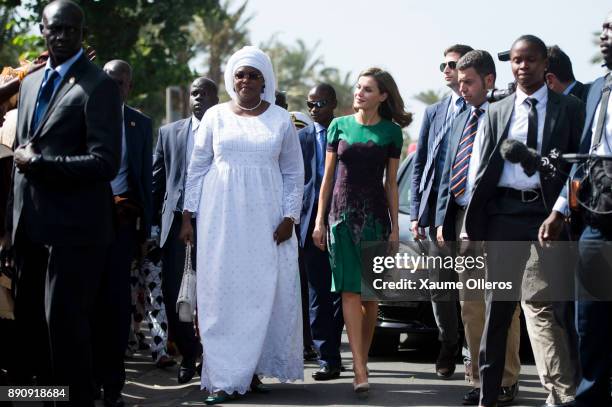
[180,46,304,405]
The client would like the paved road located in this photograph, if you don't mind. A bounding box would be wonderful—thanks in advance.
[114,334,547,407]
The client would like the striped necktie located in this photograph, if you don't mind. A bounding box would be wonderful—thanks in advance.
[419,97,465,193]
[450,107,484,198]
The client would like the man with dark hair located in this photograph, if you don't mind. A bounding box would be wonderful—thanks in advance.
[546,45,590,102]
[466,35,584,407]
[8,1,122,405]
[92,59,153,407]
[436,50,521,406]
[540,11,612,406]
[411,43,473,379]
[152,76,218,385]
[298,83,344,380]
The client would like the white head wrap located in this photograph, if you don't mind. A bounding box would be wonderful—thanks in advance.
[224,45,276,104]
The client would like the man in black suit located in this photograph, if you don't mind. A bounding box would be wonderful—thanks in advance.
[92,59,152,407]
[539,11,612,406]
[465,35,584,407]
[298,84,344,381]
[436,50,521,406]
[8,1,122,405]
[410,43,473,379]
[545,45,590,102]
[152,77,218,383]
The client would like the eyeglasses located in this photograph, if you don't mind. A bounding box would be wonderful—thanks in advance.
[439,61,457,72]
[306,100,328,109]
[234,71,262,80]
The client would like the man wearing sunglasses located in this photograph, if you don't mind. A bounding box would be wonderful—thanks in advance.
[410,44,473,379]
[298,84,345,381]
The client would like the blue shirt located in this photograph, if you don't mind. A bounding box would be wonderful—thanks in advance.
[36,48,84,106]
[314,122,327,200]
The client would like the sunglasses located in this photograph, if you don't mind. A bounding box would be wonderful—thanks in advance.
[306,100,328,109]
[234,71,262,80]
[439,61,457,72]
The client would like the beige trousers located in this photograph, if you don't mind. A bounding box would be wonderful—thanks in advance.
[454,208,521,387]
[521,250,579,405]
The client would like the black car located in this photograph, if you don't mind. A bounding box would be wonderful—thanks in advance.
[369,153,441,356]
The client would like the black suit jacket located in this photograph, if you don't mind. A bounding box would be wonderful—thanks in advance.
[297,123,317,247]
[152,117,191,248]
[123,105,153,238]
[568,81,590,103]
[465,89,584,241]
[11,52,122,245]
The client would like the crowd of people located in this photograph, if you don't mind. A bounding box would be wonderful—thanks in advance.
[0,1,611,407]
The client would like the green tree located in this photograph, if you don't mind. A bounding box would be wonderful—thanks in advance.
[591,31,603,65]
[2,0,219,128]
[262,37,323,111]
[318,66,354,115]
[190,0,252,87]
[413,89,446,105]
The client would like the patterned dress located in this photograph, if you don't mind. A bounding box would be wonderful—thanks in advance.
[326,115,403,293]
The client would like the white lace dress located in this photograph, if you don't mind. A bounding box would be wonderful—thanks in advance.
[183,102,304,394]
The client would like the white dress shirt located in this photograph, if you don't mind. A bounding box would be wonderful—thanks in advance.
[498,84,548,190]
[455,102,489,207]
[553,80,612,215]
[187,115,201,169]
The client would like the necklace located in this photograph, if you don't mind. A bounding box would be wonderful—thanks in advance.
[236,98,262,111]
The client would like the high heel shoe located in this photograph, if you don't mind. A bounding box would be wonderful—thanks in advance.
[353,380,370,397]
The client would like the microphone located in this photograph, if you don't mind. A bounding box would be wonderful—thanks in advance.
[499,139,540,176]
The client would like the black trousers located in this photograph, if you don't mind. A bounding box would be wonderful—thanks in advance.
[92,218,139,398]
[160,213,200,363]
[478,198,552,406]
[13,226,106,407]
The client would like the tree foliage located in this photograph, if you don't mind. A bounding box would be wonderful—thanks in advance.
[413,89,446,106]
[189,0,251,87]
[1,0,218,128]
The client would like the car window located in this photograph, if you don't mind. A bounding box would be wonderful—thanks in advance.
[397,154,414,214]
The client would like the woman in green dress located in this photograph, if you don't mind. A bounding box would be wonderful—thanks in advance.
[312,67,412,395]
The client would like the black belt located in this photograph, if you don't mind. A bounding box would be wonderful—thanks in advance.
[497,187,541,203]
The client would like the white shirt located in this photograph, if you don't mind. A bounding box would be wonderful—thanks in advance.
[111,106,129,195]
[187,115,201,169]
[553,79,612,215]
[455,102,489,207]
[498,84,548,190]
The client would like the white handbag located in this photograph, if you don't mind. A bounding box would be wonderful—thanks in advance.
[176,244,196,323]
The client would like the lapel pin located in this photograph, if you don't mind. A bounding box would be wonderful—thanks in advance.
[68,77,75,84]
[130,121,136,127]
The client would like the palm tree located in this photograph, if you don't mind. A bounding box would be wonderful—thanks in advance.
[189,0,252,86]
[413,89,447,106]
[318,67,354,115]
[591,31,603,65]
[261,37,323,111]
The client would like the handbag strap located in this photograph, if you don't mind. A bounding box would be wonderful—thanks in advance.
[184,243,193,274]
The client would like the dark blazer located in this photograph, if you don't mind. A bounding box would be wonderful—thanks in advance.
[569,81,591,103]
[465,89,585,241]
[123,105,153,238]
[410,95,452,226]
[298,123,317,247]
[435,109,471,241]
[152,117,192,248]
[11,52,122,245]
[558,76,607,202]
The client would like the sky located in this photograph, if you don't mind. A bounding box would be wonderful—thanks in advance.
[240,0,611,138]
